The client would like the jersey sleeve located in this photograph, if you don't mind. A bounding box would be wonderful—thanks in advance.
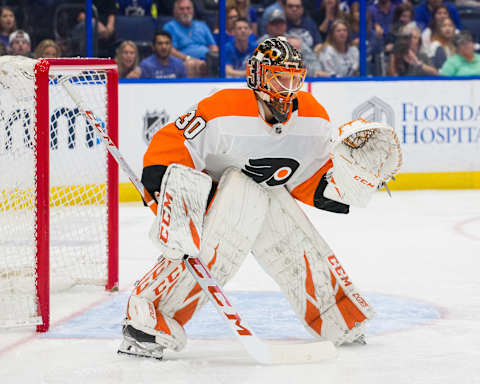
[288,92,349,213]
[141,101,219,199]
[144,101,220,171]
[290,159,349,214]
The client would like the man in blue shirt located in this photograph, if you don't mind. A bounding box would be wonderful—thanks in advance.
[225,18,258,78]
[140,31,187,79]
[368,0,396,44]
[163,0,219,77]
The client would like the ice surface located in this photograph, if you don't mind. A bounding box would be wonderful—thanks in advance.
[1,190,479,384]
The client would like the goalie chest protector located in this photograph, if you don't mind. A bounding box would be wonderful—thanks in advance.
[144,88,334,207]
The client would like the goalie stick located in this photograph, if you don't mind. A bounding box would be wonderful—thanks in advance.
[61,77,337,364]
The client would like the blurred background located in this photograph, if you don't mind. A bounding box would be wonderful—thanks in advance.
[3,0,480,79]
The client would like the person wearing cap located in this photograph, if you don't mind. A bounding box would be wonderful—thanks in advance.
[439,31,480,76]
[258,9,287,43]
[259,0,284,36]
[8,30,32,57]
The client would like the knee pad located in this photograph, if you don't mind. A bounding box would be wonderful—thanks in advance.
[125,168,269,350]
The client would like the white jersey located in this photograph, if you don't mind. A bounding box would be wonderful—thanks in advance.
[144,88,333,207]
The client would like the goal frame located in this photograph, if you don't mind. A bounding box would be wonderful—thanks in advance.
[34,58,119,332]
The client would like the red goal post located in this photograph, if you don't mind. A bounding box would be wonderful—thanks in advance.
[0,57,119,332]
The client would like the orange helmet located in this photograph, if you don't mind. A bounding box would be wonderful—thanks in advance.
[246,37,306,123]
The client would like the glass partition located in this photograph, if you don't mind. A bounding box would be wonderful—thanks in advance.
[1,0,478,79]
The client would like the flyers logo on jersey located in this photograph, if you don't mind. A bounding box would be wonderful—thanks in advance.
[242,158,300,186]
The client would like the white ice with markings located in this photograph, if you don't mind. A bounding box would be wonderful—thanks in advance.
[1,190,479,384]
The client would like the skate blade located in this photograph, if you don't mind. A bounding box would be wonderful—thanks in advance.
[117,341,164,360]
[117,348,164,360]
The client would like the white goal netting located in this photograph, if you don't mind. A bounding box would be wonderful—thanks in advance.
[0,56,117,328]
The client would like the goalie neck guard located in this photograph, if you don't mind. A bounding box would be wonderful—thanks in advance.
[246,37,307,123]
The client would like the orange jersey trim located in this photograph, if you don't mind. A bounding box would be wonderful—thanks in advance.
[296,91,330,120]
[143,121,195,168]
[291,159,333,207]
[197,88,259,121]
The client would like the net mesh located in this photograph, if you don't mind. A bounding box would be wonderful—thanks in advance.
[0,57,111,327]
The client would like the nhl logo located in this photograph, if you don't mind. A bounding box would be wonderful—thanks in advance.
[143,109,169,144]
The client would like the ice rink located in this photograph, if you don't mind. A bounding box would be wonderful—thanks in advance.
[1,189,479,384]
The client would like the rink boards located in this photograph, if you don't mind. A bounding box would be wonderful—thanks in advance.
[115,79,480,200]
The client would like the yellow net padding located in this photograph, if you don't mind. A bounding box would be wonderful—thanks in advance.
[0,184,106,210]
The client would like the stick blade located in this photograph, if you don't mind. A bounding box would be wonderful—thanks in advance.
[267,340,337,364]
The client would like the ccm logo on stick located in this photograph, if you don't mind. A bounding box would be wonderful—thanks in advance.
[159,192,173,244]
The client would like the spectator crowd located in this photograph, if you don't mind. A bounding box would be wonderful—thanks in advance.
[1,0,480,78]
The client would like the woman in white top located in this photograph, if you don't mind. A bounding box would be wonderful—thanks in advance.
[318,19,359,77]
[421,5,458,58]
[429,17,456,69]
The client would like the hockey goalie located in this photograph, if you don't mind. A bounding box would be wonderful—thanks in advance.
[118,37,402,360]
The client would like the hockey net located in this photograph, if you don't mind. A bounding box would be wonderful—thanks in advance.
[0,57,118,331]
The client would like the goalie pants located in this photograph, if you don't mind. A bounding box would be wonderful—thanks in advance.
[125,169,374,351]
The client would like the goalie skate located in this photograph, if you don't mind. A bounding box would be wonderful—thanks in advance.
[117,324,165,360]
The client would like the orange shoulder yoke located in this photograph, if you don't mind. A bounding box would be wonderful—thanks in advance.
[143,121,195,168]
[197,88,259,122]
[296,91,330,121]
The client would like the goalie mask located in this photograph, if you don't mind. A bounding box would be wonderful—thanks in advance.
[246,37,307,123]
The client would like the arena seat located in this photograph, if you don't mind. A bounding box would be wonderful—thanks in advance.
[115,15,157,46]
[458,7,480,43]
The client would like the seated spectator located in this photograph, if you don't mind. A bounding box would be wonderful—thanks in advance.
[259,0,284,36]
[318,19,359,77]
[415,0,461,31]
[349,2,382,50]
[213,6,257,47]
[8,30,32,57]
[225,18,257,78]
[0,6,15,48]
[440,31,480,76]
[387,22,437,76]
[117,0,154,17]
[429,18,455,69]
[313,0,346,42]
[140,31,187,78]
[163,0,218,77]
[286,34,329,77]
[420,5,458,58]
[115,40,141,78]
[385,3,416,53]
[258,9,287,42]
[368,0,397,45]
[348,2,384,75]
[227,0,258,36]
[285,0,323,53]
[216,6,239,44]
[71,0,117,57]
[34,39,61,58]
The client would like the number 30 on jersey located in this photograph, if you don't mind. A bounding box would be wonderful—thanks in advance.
[175,110,206,140]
